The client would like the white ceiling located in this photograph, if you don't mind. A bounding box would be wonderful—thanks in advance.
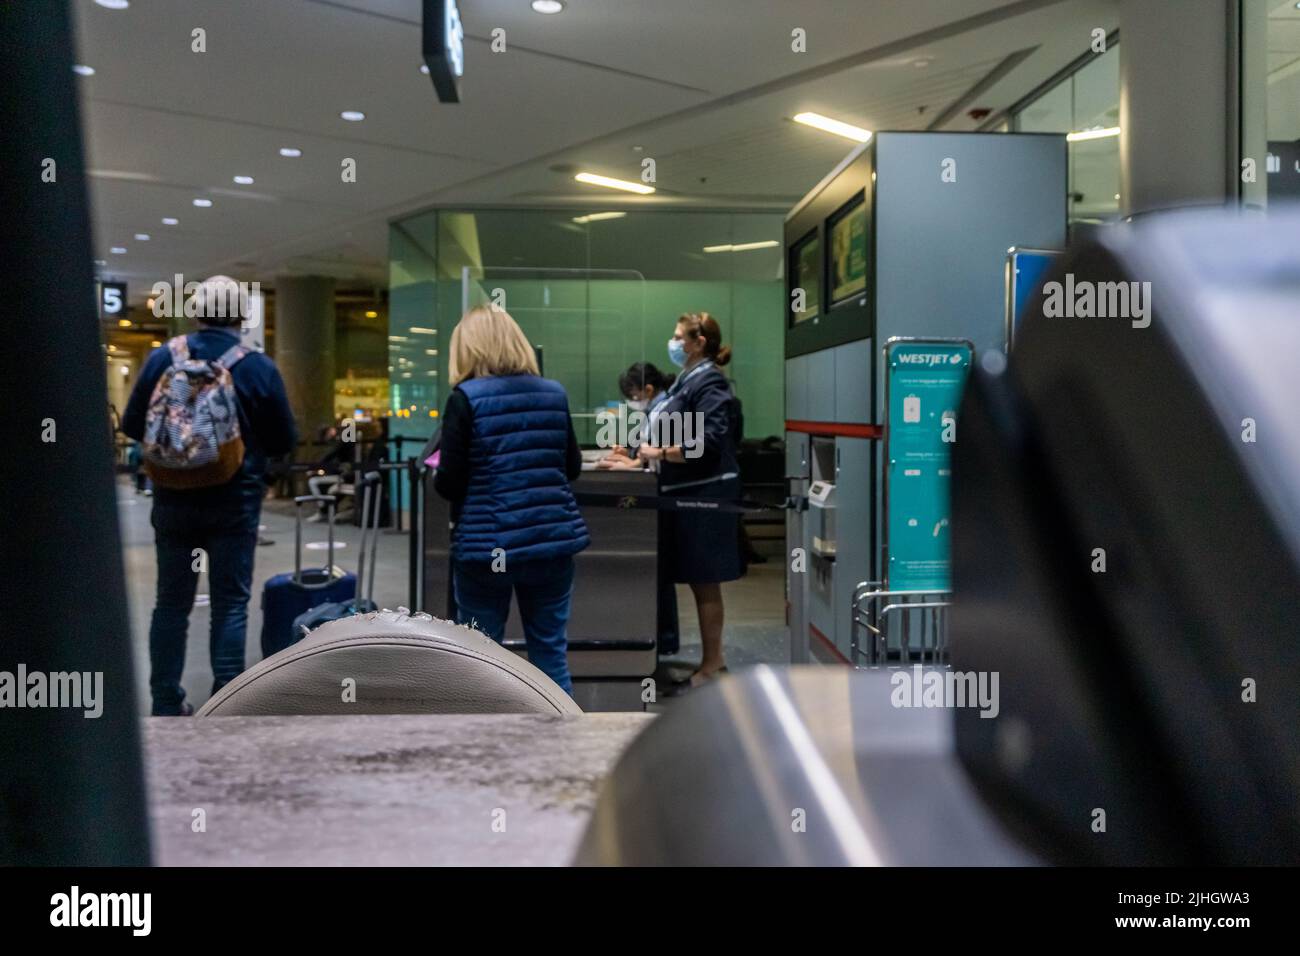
[76,0,1119,300]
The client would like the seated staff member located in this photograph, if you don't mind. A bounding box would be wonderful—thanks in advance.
[597,362,675,471]
[639,312,744,690]
[432,306,590,694]
[599,361,683,656]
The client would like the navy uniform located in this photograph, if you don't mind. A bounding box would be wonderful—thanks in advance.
[651,359,745,584]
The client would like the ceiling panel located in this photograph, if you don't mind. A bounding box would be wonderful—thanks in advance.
[74,0,1119,297]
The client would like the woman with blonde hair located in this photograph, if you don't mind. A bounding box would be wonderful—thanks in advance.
[433,306,588,693]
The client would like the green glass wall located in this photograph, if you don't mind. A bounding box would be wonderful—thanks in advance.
[387,208,785,446]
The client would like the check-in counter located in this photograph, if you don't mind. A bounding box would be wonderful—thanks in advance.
[423,468,661,710]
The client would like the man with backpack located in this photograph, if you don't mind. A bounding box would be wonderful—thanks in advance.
[123,276,297,715]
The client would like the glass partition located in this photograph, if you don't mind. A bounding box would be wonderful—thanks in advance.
[1262,1,1300,205]
[388,208,785,447]
[462,266,645,445]
[1012,42,1120,228]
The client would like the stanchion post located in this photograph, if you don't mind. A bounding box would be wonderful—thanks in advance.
[408,458,422,610]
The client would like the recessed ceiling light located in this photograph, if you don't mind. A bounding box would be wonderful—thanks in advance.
[95,0,130,8]
[110,247,126,254]
[572,212,627,224]
[792,112,872,143]
[73,64,95,76]
[420,64,430,74]
[279,147,302,158]
[94,259,107,266]
[574,172,655,195]
[192,198,213,207]
[340,110,366,122]
[532,0,565,13]
[233,175,254,185]
[162,217,178,225]
[134,233,150,241]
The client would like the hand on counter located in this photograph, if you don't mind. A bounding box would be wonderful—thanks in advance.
[595,454,645,471]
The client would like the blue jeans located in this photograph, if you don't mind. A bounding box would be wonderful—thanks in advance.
[148,494,261,714]
[453,556,575,694]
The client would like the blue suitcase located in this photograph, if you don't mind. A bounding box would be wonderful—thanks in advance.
[292,473,383,640]
[260,493,355,658]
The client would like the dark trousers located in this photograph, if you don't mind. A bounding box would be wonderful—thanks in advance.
[148,494,261,714]
[453,556,575,694]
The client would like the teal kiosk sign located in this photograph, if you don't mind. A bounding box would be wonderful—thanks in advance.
[883,338,973,592]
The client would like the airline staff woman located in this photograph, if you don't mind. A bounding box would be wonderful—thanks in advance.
[638,312,744,690]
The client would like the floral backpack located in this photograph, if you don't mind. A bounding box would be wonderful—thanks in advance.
[142,335,247,489]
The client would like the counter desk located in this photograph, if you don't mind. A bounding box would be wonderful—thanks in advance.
[423,468,663,710]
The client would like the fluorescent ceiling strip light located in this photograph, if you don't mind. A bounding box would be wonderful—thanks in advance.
[572,212,627,224]
[793,112,872,142]
[1066,126,1120,142]
[703,240,780,253]
[574,172,655,195]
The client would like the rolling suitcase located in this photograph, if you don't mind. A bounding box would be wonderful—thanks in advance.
[260,493,355,657]
[291,472,383,641]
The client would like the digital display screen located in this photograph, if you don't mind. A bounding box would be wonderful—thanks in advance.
[790,232,821,325]
[829,196,867,303]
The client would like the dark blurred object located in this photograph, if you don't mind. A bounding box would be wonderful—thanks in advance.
[737,435,785,563]
[951,209,1300,865]
[0,1,150,864]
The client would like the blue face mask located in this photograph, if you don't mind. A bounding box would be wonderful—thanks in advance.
[667,338,687,367]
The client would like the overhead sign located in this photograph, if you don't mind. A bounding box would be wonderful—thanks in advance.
[100,281,126,319]
[423,0,464,103]
[883,339,972,592]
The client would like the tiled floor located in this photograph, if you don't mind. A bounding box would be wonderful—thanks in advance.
[118,479,791,714]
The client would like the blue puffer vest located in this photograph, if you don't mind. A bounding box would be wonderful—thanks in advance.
[453,374,590,564]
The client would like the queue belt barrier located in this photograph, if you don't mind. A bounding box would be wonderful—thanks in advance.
[574,491,801,516]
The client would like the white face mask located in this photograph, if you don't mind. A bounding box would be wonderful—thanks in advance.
[626,399,648,412]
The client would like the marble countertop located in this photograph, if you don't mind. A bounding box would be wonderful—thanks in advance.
[142,713,652,866]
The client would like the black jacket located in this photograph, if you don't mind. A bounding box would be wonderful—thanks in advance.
[653,360,740,492]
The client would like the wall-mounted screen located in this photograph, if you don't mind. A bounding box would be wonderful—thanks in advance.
[790,231,821,325]
[828,194,867,303]
[784,138,873,358]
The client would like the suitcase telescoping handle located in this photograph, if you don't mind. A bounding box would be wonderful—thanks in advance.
[293,494,337,589]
